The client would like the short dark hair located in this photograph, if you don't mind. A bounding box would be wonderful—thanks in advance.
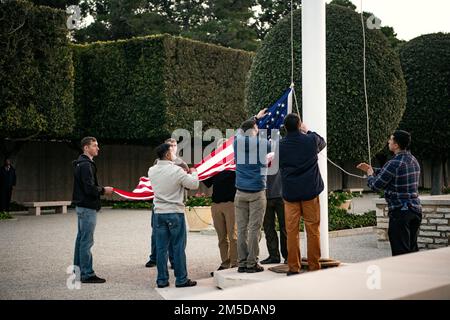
[240,119,256,133]
[164,138,177,145]
[284,113,300,133]
[80,137,97,150]
[392,130,411,150]
[156,143,171,160]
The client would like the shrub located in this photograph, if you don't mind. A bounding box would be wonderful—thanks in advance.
[0,0,75,139]
[399,33,450,160]
[185,193,212,208]
[0,212,13,220]
[72,35,254,144]
[246,5,406,162]
[111,201,153,209]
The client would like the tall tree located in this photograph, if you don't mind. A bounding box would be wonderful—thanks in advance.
[27,0,79,9]
[252,0,300,40]
[185,0,258,51]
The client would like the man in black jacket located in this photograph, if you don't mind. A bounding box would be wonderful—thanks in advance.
[279,113,326,275]
[72,137,113,283]
[0,159,16,212]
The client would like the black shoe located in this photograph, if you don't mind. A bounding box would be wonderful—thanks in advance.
[287,271,300,276]
[176,279,197,288]
[237,266,247,273]
[157,283,169,288]
[210,266,227,277]
[81,275,106,283]
[260,257,281,264]
[145,260,156,268]
[246,264,264,273]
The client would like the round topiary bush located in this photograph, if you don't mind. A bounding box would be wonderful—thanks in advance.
[399,33,450,160]
[246,4,406,163]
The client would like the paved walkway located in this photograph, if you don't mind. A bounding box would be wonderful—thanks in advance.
[0,209,390,299]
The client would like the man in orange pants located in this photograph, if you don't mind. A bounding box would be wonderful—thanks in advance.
[279,113,326,275]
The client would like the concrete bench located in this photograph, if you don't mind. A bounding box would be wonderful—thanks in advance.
[343,188,364,195]
[22,201,72,216]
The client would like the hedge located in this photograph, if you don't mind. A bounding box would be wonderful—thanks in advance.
[399,33,450,160]
[72,35,254,143]
[246,5,407,163]
[0,0,75,138]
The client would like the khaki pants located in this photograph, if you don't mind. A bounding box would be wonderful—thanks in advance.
[284,197,321,272]
[234,190,267,268]
[211,201,237,268]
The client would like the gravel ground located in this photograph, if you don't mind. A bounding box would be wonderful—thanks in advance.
[0,209,391,300]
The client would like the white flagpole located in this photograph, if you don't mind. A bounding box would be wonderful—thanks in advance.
[302,0,329,259]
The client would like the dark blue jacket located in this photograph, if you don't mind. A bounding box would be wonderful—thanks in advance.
[233,134,270,192]
[279,130,326,201]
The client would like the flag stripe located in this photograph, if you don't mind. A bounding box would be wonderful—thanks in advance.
[113,89,291,201]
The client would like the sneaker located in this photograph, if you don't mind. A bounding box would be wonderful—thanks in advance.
[237,266,247,273]
[246,264,264,273]
[210,266,227,277]
[287,271,300,276]
[260,256,281,264]
[176,279,197,288]
[81,275,106,284]
[157,283,169,288]
[145,260,156,268]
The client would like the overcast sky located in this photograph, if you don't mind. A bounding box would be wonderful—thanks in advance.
[326,0,450,41]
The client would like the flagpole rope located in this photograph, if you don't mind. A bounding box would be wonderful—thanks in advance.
[360,0,372,167]
[290,0,294,85]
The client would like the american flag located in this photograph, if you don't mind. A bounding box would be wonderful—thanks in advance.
[113,88,292,200]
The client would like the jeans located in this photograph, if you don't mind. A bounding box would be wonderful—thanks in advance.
[154,213,188,286]
[74,206,97,280]
[149,209,174,266]
[388,208,422,256]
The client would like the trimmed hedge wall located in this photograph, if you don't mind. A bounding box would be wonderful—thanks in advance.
[399,33,450,159]
[0,0,74,138]
[73,35,254,143]
[246,5,406,163]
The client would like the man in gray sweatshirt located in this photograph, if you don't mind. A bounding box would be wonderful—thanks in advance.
[148,143,199,288]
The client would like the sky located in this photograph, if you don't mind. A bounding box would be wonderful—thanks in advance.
[326,0,450,41]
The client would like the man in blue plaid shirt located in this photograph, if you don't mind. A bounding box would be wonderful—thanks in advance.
[357,130,422,256]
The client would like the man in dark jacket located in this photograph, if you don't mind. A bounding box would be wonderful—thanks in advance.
[261,170,288,265]
[279,113,326,275]
[0,159,16,212]
[72,137,113,283]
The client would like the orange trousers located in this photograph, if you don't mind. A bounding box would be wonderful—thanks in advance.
[284,197,321,272]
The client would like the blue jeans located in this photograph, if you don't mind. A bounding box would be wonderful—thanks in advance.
[154,213,188,286]
[74,207,97,280]
[149,209,174,265]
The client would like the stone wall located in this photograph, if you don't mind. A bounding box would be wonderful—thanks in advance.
[375,195,450,250]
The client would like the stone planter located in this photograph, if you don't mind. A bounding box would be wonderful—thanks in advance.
[339,200,352,211]
[185,206,213,232]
